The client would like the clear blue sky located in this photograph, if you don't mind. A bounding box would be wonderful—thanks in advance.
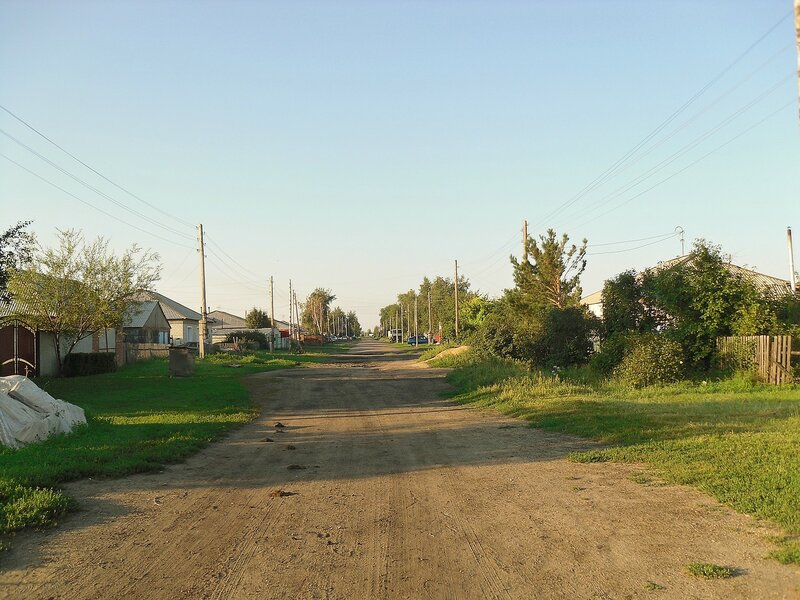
[1,0,798,327]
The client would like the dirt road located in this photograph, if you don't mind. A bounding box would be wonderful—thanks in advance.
[1,340,797,599]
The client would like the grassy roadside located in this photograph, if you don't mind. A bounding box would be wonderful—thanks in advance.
[0,344,351,542]
[428,350,800,564]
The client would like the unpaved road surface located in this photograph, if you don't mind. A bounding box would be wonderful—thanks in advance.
[1,340,798,599]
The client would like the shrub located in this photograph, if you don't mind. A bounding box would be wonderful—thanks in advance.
[224,330,268,350]
[614,334,683,388]
[589,331,634,376]
[62,352,117,377]
[532,307,595,368]
[472,313,536,361]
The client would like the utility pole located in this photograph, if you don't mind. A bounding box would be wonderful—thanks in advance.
[414,294,418,347]
[427,290,432,344]
[197,224,208,358]
[400,304,404,344]
[454,259,459,339]
[522,219,528,262]
[294,292,300,342]
[395,308,399,343]
[789,227,797,292]
[675,226,685,256]
[269,276,275,353]
[288,279,293,342]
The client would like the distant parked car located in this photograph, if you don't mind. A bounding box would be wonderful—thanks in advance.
[407,336,429,345]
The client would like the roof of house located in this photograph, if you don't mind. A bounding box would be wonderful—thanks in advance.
[580,290,603,306]
[653,256,792,295]
[208,310,246,329]
[139,291,202,321]
[124,301,167,329]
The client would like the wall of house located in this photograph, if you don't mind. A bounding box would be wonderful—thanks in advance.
[169,320,199,346]
[37,329,116,376]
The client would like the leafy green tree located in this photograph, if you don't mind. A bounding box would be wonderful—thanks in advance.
[244,307,271,329]
[0,221,34,304]
[8,229,160,374]
[346,310,362,336]
[602,270,646,337]
[301,288,335,335]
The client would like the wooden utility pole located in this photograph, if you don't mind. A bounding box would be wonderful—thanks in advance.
[294,292,300,342]
[269,276,275,353]
[197,224,208,358]
[414,295,418,347]
[400,304,404,344]
[454,259,459,338]
[395,308,399,343]
[522,219,528,262]
[288,279,293,342]
[427,290,432,344]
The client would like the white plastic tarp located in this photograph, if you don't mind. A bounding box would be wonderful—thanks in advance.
[0,375,86,449]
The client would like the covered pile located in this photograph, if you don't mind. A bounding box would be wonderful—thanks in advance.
[0,375,86,449]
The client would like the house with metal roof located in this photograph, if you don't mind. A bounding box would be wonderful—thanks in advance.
[580,257,794,319]
[139,291,205,347]
[208,310,246,336]
[123,301,170,344]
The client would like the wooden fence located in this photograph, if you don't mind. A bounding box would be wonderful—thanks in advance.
[123,343,170,365]
[716,335,796,385]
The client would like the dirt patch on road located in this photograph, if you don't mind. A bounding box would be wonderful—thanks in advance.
[1,340,797,599]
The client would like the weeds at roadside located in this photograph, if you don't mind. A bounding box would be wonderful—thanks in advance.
[645,581,666,591]
[769,537,800,565]
[685,563,736,579]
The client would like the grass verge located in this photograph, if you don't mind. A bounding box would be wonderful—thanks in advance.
[429,350,800,564]
[0,344,349,539]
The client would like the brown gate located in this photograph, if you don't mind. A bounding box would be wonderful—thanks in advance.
[0,321,37,376]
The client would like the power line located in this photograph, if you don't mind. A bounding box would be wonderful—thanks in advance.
[0,151,194,249]
[0,103,195,229]
[530,8,792,231]
[0,127,195,241]
[588,231,678,248]
[556,73,792,229]
[587,233,680,256]
[570,99,794,229]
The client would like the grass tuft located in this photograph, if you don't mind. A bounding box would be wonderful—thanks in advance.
[645,581,666,591]
[685,563,735,579]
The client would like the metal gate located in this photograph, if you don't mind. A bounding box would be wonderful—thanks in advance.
[0,321,37,376]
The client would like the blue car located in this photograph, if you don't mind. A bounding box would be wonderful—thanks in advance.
[407,336,429,345]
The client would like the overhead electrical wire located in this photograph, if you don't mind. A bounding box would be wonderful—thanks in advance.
[587,231,678,248]
[587,233,680,256]
[529,8,792,232]
[562,41,792,207]
[0,151,194,249]
[570,99,794,230]
[0,127,195,241]
[0,103,195,229]
[555,72,792,229]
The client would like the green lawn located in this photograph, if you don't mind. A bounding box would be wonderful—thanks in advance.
[429,350,800,563]
[0,344,351,539]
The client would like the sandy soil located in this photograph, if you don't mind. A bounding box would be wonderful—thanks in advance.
[1,339,798,599]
